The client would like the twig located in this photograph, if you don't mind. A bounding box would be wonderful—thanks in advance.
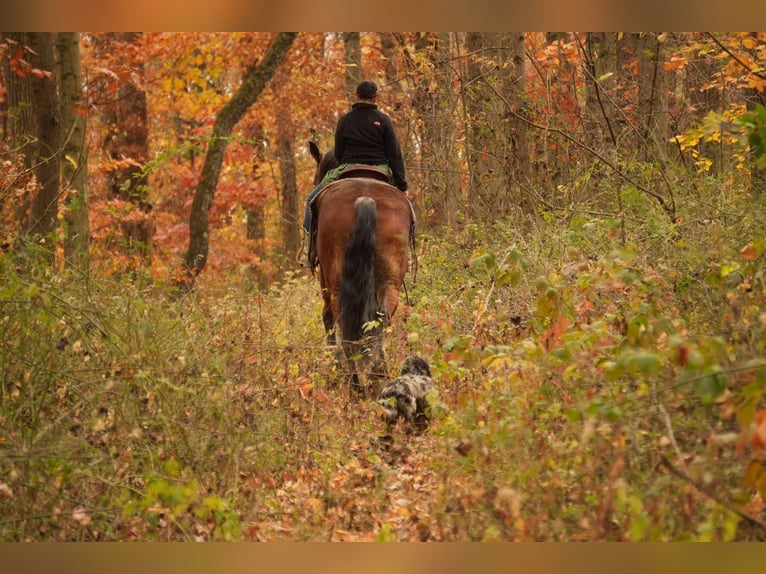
[576,33,617,148]
[609,361,766,410]
[481,77,676,222]
[659,455,766,532]
[657,403,683,463]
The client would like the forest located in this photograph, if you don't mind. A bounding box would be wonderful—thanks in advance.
[2,31,766,541]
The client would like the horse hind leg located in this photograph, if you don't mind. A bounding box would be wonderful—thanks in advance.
[346,330,388,399]
[367,338,388,398]
[322,298,336,346]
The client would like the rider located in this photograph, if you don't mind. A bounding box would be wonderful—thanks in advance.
[299,80,408,268]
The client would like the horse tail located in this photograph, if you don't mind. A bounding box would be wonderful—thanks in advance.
[339,196,379,343]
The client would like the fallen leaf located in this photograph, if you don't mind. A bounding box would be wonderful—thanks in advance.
[0,483,13,500]
[72,507,91,526]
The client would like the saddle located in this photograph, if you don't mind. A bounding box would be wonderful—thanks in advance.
[337,165,391,183]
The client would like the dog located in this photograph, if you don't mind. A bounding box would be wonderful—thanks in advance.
[378,355,434,434]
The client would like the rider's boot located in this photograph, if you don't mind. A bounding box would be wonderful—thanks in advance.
[298,229,311,268]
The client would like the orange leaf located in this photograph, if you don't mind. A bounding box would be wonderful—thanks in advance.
[740,243,758,261]
[297,377,313,400]
[751,410,766,450]
[664,57,688,71]
[541,316,570,350]
[677,344,689,366]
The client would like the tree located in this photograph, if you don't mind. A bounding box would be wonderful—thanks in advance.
[583,32,617,148]
[743,32,766,193]
[398,32,463,226]
[180,32,297,289]
[668,32,766,189]
[244,122,266,242]
[97,33,149,205]
[2,32,60,256]
[343,32,361,100]
[56,32,90,273]
[682,33,725,173]
[276,102,299,259]
[636,32,670,161]
[463,32,531,218]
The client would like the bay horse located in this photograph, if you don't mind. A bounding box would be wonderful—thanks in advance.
[307,141,414,398]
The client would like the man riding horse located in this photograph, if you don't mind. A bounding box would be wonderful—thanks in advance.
[299,80,408,268]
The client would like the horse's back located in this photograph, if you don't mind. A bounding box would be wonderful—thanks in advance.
[315,178,412,303]
[315,179,411,234]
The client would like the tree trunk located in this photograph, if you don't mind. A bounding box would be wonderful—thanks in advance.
[379,33,399,85]
[180,32,297,290]
[2,33,36,229]
[99,33,150,205]
[3,33,61,255]
[546,32,569,44]
[464,32,530,219]
[343,32,361,100]
[637,32,668,161]
[616,32,640,152]
[502,32,532,211]
[246,123,266,242]
[277,109,299,258]
[745,32,766,193]
[464,32,493,216]
[685,36,723,174]
[247,206,265,241]
[403,32,462,226]
[56,32,90,273]
[584,32,617,148]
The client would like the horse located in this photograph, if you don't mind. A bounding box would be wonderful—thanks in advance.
[307,141,414,398]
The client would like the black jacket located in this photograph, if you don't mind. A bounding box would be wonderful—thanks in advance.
[334,102,408,191]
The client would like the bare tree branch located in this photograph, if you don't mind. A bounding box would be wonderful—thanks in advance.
[660,456,766,532]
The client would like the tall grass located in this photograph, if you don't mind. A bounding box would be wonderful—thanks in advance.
[2,173,766,540]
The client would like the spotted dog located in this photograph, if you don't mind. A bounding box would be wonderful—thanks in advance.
[379,355,433,434]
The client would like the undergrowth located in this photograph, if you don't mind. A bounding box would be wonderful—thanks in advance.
[2,174,766,541]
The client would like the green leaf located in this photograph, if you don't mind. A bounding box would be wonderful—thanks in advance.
[565,408,581,422]
[630,513,650,541]
[693,372,727,404]
[631,350,661,376]
[375,523,397,542]
[469,249,496,270]
[496,269,521,288]
[509,248,525,265]
[602,404,624,421]
[552,346,572,361]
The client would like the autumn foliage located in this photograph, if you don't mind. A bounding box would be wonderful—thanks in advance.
[2,32,766,541]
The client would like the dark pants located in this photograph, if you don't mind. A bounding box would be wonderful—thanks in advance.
[303,180,324,232]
